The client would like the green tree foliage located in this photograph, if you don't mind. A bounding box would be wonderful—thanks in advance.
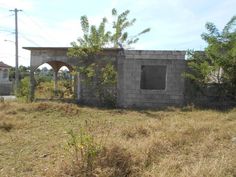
[111,8,150,48]
[68,16,110,58]
[17,76,30,101]
[68,8,150,106]
[185,16,236,99]
[68,8,150,56]
[9,65,30,81]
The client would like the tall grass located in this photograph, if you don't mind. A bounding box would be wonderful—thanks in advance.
[0,101,235,177]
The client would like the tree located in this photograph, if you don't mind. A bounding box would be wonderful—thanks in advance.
[111,8,150,48]
[185,16,236,99]
[68,8,151,56]
[9,65,30,81]
[68,8,150,106]
[69,16,110,58]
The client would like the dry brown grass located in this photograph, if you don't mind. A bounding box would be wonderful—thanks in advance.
[0,101,235,177]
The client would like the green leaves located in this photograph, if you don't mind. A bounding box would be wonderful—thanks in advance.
[67,8,150,106]
[68,15,110,58]
[110,8,150,48]
[68,8,150,57]
[186,16,236,98]
[101,63,117,85]
[223,16,236,35]
[81,15,89,35]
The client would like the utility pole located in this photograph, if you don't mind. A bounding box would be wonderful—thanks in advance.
[10,8,22,94]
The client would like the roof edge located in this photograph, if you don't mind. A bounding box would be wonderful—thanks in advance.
[23,47,187,53]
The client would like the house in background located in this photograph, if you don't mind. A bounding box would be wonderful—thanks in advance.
[0,61,13,95]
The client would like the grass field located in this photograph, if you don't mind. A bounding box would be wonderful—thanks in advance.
[0,101,235,177]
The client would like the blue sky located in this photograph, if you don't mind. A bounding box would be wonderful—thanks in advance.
[0,0,235,66]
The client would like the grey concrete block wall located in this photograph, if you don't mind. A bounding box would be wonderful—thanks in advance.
[78,55,118,105]
[0,82,13,95]
[117,50,186,108]
[25,47,187,108]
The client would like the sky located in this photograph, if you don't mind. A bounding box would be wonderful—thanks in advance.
[0,0,235,67]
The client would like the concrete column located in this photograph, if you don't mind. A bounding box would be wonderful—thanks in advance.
[49,62,61,97]
[117,49,125,107]
[29,67,36,102]
[73,73,78,99]
[53,69,58,96]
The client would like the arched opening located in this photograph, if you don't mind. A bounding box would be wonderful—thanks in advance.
[33,61,76,100]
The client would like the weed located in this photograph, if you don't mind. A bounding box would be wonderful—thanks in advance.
[66,128,102,177]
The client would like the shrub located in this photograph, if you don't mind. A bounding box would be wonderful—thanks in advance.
[58,126,136,177]
[65,129,102,177]
[17,76,30,101]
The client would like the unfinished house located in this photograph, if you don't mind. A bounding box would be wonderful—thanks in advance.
[24,47,186,108]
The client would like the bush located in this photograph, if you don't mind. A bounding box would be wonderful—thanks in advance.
[17,76,30,101]
[57,126,136,177]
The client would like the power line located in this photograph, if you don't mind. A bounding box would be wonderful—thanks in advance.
[19,33,40,46]
[0,14,14,20]
[18,17,49,41]
[0,29,14,34]
[21,11,61,45]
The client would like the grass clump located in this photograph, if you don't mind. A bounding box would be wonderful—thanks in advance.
[122,124,151,139]
[32,102,80,116]
[57,127,135,177]
[0,122,14,132]
[66,128,101,177]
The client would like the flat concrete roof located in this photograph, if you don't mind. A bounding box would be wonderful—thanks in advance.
[22,47,186,53]
[23,47,123,51]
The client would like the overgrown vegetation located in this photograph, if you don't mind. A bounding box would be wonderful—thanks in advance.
[16,69,73,101]
[68,8,150,106]
[0,101,235,177]
[35,80,73,99]
[17,76,30,100]
[185,15,236,100]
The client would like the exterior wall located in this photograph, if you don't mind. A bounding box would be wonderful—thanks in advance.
[0,68,13,95]
[0,68,10,82]
[25,47,187,108]
[25,47,120,103]
[117,50,186,108]
[78,53,119,105]
[29,48,78,70]
[0,82,13,95]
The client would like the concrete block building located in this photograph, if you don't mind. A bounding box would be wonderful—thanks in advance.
[0,61,13,95]
[24,47,186,108]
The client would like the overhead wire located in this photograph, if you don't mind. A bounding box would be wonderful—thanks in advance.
[0,14,14,20]
[0,29,14,33]
[19,33,40,46]
[21,11,61,45]
[0,12,14,36]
